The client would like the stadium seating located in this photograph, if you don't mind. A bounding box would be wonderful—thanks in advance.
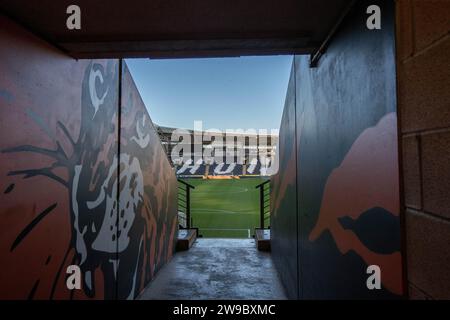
[176,159,206,176]
[208,163,245,176]
[175,158,275,177]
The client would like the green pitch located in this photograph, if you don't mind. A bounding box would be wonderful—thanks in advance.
[180,178,268,238]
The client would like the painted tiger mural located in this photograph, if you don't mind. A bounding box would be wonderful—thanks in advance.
[0,16,177,299]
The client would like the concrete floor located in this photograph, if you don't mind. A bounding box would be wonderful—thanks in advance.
[138,238,287,300]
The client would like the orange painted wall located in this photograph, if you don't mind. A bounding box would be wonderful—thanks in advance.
[0,15,177,299]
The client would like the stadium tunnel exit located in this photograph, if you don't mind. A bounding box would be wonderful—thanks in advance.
[0,0,449,300]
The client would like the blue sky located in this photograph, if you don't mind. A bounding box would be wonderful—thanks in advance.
[125,56,293,131]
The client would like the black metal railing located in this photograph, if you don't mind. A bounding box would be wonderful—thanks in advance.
[178,179,195,229]
[255,180,271,229]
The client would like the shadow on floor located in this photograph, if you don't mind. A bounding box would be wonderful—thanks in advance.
[138,238,287,300]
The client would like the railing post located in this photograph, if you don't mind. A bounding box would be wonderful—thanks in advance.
[178,179,195,229]
[256,180,270,230]
[260,185,264,229]
[186,185,191,229]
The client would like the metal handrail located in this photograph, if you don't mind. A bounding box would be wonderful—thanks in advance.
[255,179,271,229]
[179,179,195,189]
[178,179,195,229]
[255,179,270,189]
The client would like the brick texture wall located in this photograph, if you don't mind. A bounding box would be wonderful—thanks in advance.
[396,0,450,299]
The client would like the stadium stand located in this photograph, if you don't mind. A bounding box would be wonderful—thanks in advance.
[156,125,278,178]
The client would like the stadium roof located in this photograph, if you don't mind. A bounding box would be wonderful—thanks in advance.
[155,125,279,137]
[0,0,354,60]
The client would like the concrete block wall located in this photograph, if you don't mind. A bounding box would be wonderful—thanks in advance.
[396,0,450,299]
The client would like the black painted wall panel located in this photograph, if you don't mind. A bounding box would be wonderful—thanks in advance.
[270,63,298,299]
[272,0,404,299]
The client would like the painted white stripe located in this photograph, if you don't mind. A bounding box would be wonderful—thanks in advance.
[200,228,251,238]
